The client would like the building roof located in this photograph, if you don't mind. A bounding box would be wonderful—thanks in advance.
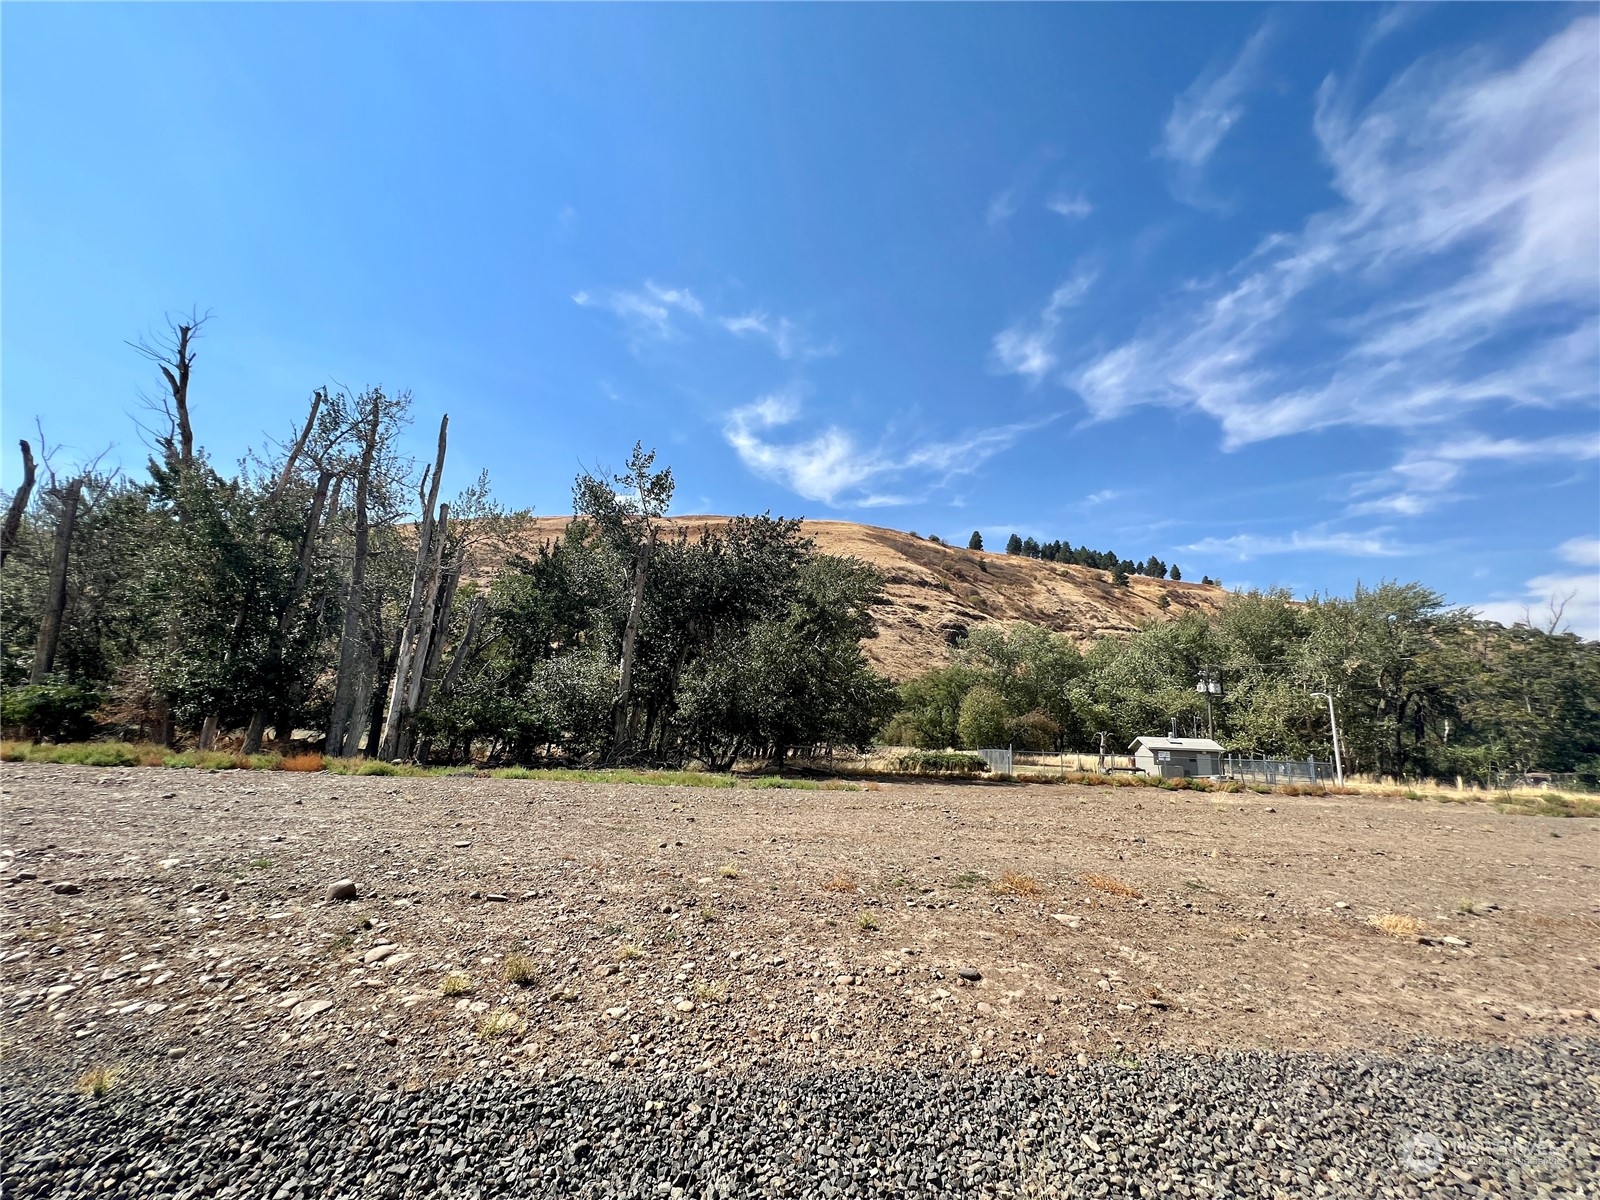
[1129,736,1224,753]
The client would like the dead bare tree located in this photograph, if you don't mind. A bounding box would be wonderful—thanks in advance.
[327,389,387,757]
[1,440,38,567]
[377,414,449,760]
[130,312,208,472]
[30,474,84,684]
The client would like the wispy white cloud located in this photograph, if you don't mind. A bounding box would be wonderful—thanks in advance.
[1558,535,1600,569]
[719,311,835,361]
[1158,22,1274,201]
[1045,192,1094,220]
[991,267,1099,384]
[1077,19,1599,447]
[1183,526,1408,560]
[1474,536,1600,638]
[1350,431,1600,516]
[577,277,835,362]
[723,391,1047,507]
[572,280,703,342]
[987,189,1020,229]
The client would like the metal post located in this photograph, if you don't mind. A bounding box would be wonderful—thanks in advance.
[1311,692,1344,786]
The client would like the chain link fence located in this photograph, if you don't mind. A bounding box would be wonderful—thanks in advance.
[1223,754,1337,784]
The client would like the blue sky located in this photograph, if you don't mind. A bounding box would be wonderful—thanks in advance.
[5,4,1597,634]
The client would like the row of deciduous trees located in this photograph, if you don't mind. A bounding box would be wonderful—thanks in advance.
[885,585,1600,784]
[0,317,894,766]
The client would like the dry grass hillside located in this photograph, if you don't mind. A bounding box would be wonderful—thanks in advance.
[511,516,1227,680]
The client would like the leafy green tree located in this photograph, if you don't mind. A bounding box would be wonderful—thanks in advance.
[957,683,1009,749]
[893,665,981,749]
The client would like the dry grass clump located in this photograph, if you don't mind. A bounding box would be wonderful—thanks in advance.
[856,911,880,931]
[476,1009,521,1040]
[440,970,475,996]
[617,943,644,962]
[716,862,741,879]
[823,872,857,893]
[1370,912,1424,938]
[693,979,729,1003]
[1083,873,1144,899]
[76,1065,123,1097]
[280,752,325,772]
[991,871,1042,897]
[501,953,538,985]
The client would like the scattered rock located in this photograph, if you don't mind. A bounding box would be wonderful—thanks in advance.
[51,883,81,896]
[956,967,982,982]
[326,879,359,902]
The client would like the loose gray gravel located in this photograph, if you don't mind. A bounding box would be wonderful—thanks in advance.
[4,1039,1594,1199]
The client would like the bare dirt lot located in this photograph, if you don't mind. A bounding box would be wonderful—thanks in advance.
[3,764,1597,1090]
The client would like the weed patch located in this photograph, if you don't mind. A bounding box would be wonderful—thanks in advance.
[76,1065,123,1097]
[476,1010,521,1040]
[693,979,729,1003]
[501,953,538,985]
[1083,873,1143,899]
[991,871,1041,897]
[1370,913,1424,938]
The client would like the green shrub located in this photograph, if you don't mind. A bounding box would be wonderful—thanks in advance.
[1,682,101,743]
[892,750,989,776]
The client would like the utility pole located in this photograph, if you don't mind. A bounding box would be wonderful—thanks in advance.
[1311,691,1344,785]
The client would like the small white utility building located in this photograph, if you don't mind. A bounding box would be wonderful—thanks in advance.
[1129,736,1224,779]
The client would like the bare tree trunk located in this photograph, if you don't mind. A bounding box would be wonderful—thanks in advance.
[30,477,84,683]
[328,392,382,755]
[416,546,466,702]
[440,593,486,695]
[378,416,448,760]
[610,526,656,757]
[362,624,395,757]
[405,545,467,763]
[1,440,37,568]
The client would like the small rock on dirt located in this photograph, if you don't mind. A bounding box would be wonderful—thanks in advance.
[326,879,359,902]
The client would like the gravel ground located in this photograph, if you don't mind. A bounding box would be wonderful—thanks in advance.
[3,764,1598,1196]
[4,1040,1595,1198]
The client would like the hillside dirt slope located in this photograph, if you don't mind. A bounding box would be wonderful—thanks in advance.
[513,516,1228,679]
